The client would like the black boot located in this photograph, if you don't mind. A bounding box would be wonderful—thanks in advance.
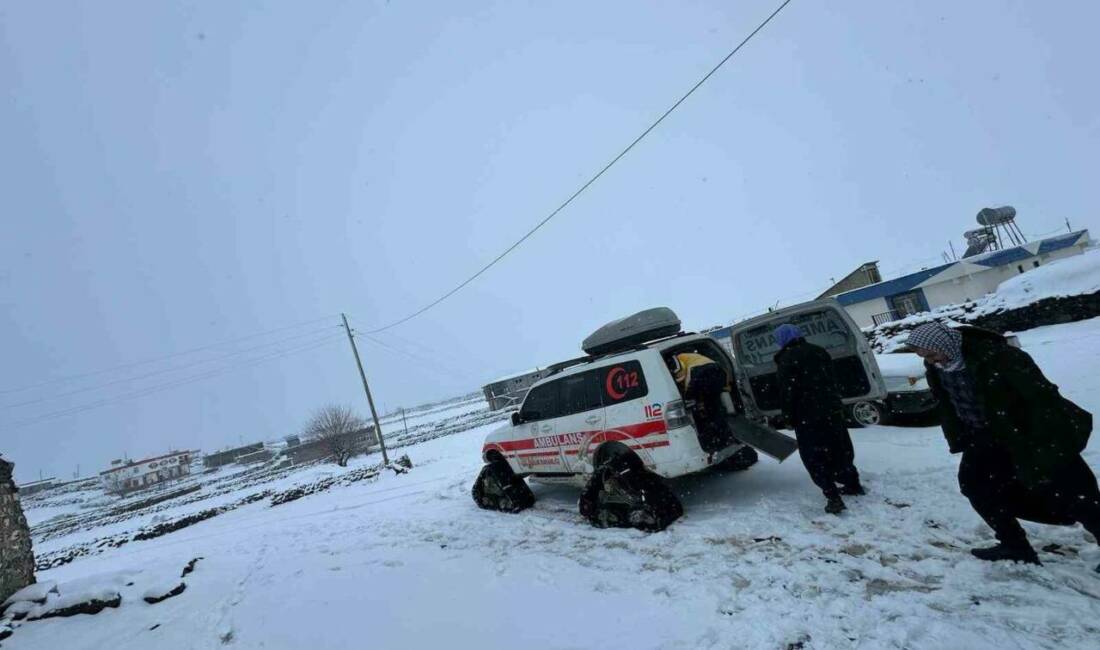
[970,543,1040,565]
[840,483,866,496]
[825,496,846,515]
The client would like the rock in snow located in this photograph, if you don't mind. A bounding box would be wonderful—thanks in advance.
[180,557,202,578]
[26,589,121,620]
[143,582,186,605]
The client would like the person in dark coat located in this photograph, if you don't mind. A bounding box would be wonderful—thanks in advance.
[906,322,1099,569]
[774,324,864,514]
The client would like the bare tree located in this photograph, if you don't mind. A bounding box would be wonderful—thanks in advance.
[303,405,368,467]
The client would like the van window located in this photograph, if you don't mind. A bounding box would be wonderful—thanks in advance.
[735,309,854,368]
[559,370,603,416]
[597,360,648,404]
[520,382,559,421]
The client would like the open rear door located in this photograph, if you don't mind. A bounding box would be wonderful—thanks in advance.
[728,299,886,419]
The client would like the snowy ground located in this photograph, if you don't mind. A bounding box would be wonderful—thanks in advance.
[8,321,1100,649]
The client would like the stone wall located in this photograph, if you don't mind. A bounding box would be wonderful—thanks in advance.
[0,458,36,603]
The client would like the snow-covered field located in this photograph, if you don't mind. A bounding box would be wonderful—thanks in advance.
[8,321,1100,650]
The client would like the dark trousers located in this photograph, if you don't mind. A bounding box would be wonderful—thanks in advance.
[686,365,732,453]
[958,445,1100,547]
[794,421,860,500]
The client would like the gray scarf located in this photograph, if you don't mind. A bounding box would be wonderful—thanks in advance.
[906,322,964,372]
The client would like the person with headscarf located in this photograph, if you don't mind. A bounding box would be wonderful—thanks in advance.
[774,323,864,514]
[906,322,1098,570]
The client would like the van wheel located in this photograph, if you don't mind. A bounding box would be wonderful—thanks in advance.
[472,459,534,513]
[716,446,759,471]
[849,401,887,428]
[579,455,682,532]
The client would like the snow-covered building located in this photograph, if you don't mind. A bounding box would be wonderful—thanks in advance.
[482,357,588,411]
[15,477,57,496]
[99,451,193,495]
[831,230,1091,328]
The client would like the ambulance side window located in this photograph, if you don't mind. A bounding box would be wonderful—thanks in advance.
[559,371,603,416]
[520,382,559,422]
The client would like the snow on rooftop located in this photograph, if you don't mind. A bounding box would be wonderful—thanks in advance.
[986,246,1100,310]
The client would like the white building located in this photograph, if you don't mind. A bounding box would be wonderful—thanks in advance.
[833,230,1090,329]
[99,451,193,495]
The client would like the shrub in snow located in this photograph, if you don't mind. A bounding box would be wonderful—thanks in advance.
[143,581,186,604]
[387,455,413,475]
[26,589,121,620]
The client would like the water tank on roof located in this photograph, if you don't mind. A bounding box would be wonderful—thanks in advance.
[976,206,1016,226]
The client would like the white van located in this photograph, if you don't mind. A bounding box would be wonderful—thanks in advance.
[727,300,887,421]
[473,302,885,531]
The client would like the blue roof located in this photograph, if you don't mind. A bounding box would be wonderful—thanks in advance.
[834,230,1088,306]
[1038,230,1087,255]
[834,263,953,306]
[968,246,1033,267]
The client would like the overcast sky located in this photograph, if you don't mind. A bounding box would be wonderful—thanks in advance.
[2,0,1098,482]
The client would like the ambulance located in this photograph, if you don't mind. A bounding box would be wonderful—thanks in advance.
[472,302,884,531]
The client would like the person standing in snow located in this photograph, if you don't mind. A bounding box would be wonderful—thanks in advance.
[906,322,1099,569]
[773,324,864,515]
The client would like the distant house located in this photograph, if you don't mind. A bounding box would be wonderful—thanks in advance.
[828,230,1091,328]
[99,451,193,495]
[203,442,265,469]
[817,262,883,300]
[15,478,57,497]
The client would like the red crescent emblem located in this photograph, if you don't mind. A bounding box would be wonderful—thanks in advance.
[606,367,627,400]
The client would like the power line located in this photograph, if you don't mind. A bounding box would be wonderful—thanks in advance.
[365,0,794,333]
[2,334,344,430]
[371,327,472,371]
[344,315,480,382]
[360,332,480,384]
[0,314,340,395]
[2,325,341,410]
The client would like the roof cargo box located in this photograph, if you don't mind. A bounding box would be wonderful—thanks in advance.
[582,307,682,355]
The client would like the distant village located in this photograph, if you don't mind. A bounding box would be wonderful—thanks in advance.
[18,426,376,498]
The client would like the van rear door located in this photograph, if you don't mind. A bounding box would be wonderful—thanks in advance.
[727,299,886,418]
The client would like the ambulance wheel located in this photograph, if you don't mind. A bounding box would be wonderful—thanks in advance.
[579,453,682,533]
[716,446,759,472]
[472,459,534,513]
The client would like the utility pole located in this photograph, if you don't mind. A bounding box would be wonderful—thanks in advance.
[401,407,409,437]
[1066,218,1073,233]
[341,314,389,465]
